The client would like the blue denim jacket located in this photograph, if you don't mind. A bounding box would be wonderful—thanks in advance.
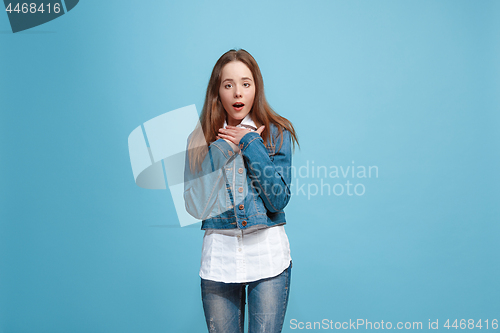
[184,123,292,230]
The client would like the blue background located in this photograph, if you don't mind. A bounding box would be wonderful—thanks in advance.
[1,1,499,332]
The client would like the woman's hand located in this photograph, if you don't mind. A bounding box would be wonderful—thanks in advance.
[217,125,265,150]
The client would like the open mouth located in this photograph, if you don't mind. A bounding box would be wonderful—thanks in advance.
[232,102,245,111]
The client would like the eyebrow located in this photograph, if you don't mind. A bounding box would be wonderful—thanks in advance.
[222,77,254,83]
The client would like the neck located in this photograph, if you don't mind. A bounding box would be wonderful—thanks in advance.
[227,116,242,127]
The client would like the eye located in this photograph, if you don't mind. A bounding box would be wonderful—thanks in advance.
[224,83,233,89]
[243,82,251,87]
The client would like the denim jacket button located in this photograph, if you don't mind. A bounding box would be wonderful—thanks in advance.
[228,150,233,156]
[241,221,247,226]
[238,187,243,193]
[239,204,244,210]
[238,168,243,174]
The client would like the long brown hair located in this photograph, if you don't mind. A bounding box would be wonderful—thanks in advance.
[188,49,299,173]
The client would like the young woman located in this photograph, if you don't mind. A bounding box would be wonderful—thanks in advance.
[184,49,299,333]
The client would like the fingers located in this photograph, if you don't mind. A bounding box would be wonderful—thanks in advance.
[217,131,235,140]
[218,128,235,139]
[218,126,259,146]
[220,127,246,135]
[218,133,236,144]
[225,125,265,135]
[256,125,265,135]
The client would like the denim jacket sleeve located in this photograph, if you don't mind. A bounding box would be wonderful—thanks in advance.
[183,137,236,220]
[238,128,292,213]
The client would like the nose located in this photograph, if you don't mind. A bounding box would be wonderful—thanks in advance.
[234,86,242,98]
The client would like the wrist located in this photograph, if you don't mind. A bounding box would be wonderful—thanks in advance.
[224,139,240,153]
[239,132,261,152]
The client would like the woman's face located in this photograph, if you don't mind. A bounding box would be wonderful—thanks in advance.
[219,61,256,126]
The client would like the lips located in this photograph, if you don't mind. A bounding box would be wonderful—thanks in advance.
[232,102,245,111]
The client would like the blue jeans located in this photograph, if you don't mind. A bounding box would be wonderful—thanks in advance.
[201,262,292,333]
